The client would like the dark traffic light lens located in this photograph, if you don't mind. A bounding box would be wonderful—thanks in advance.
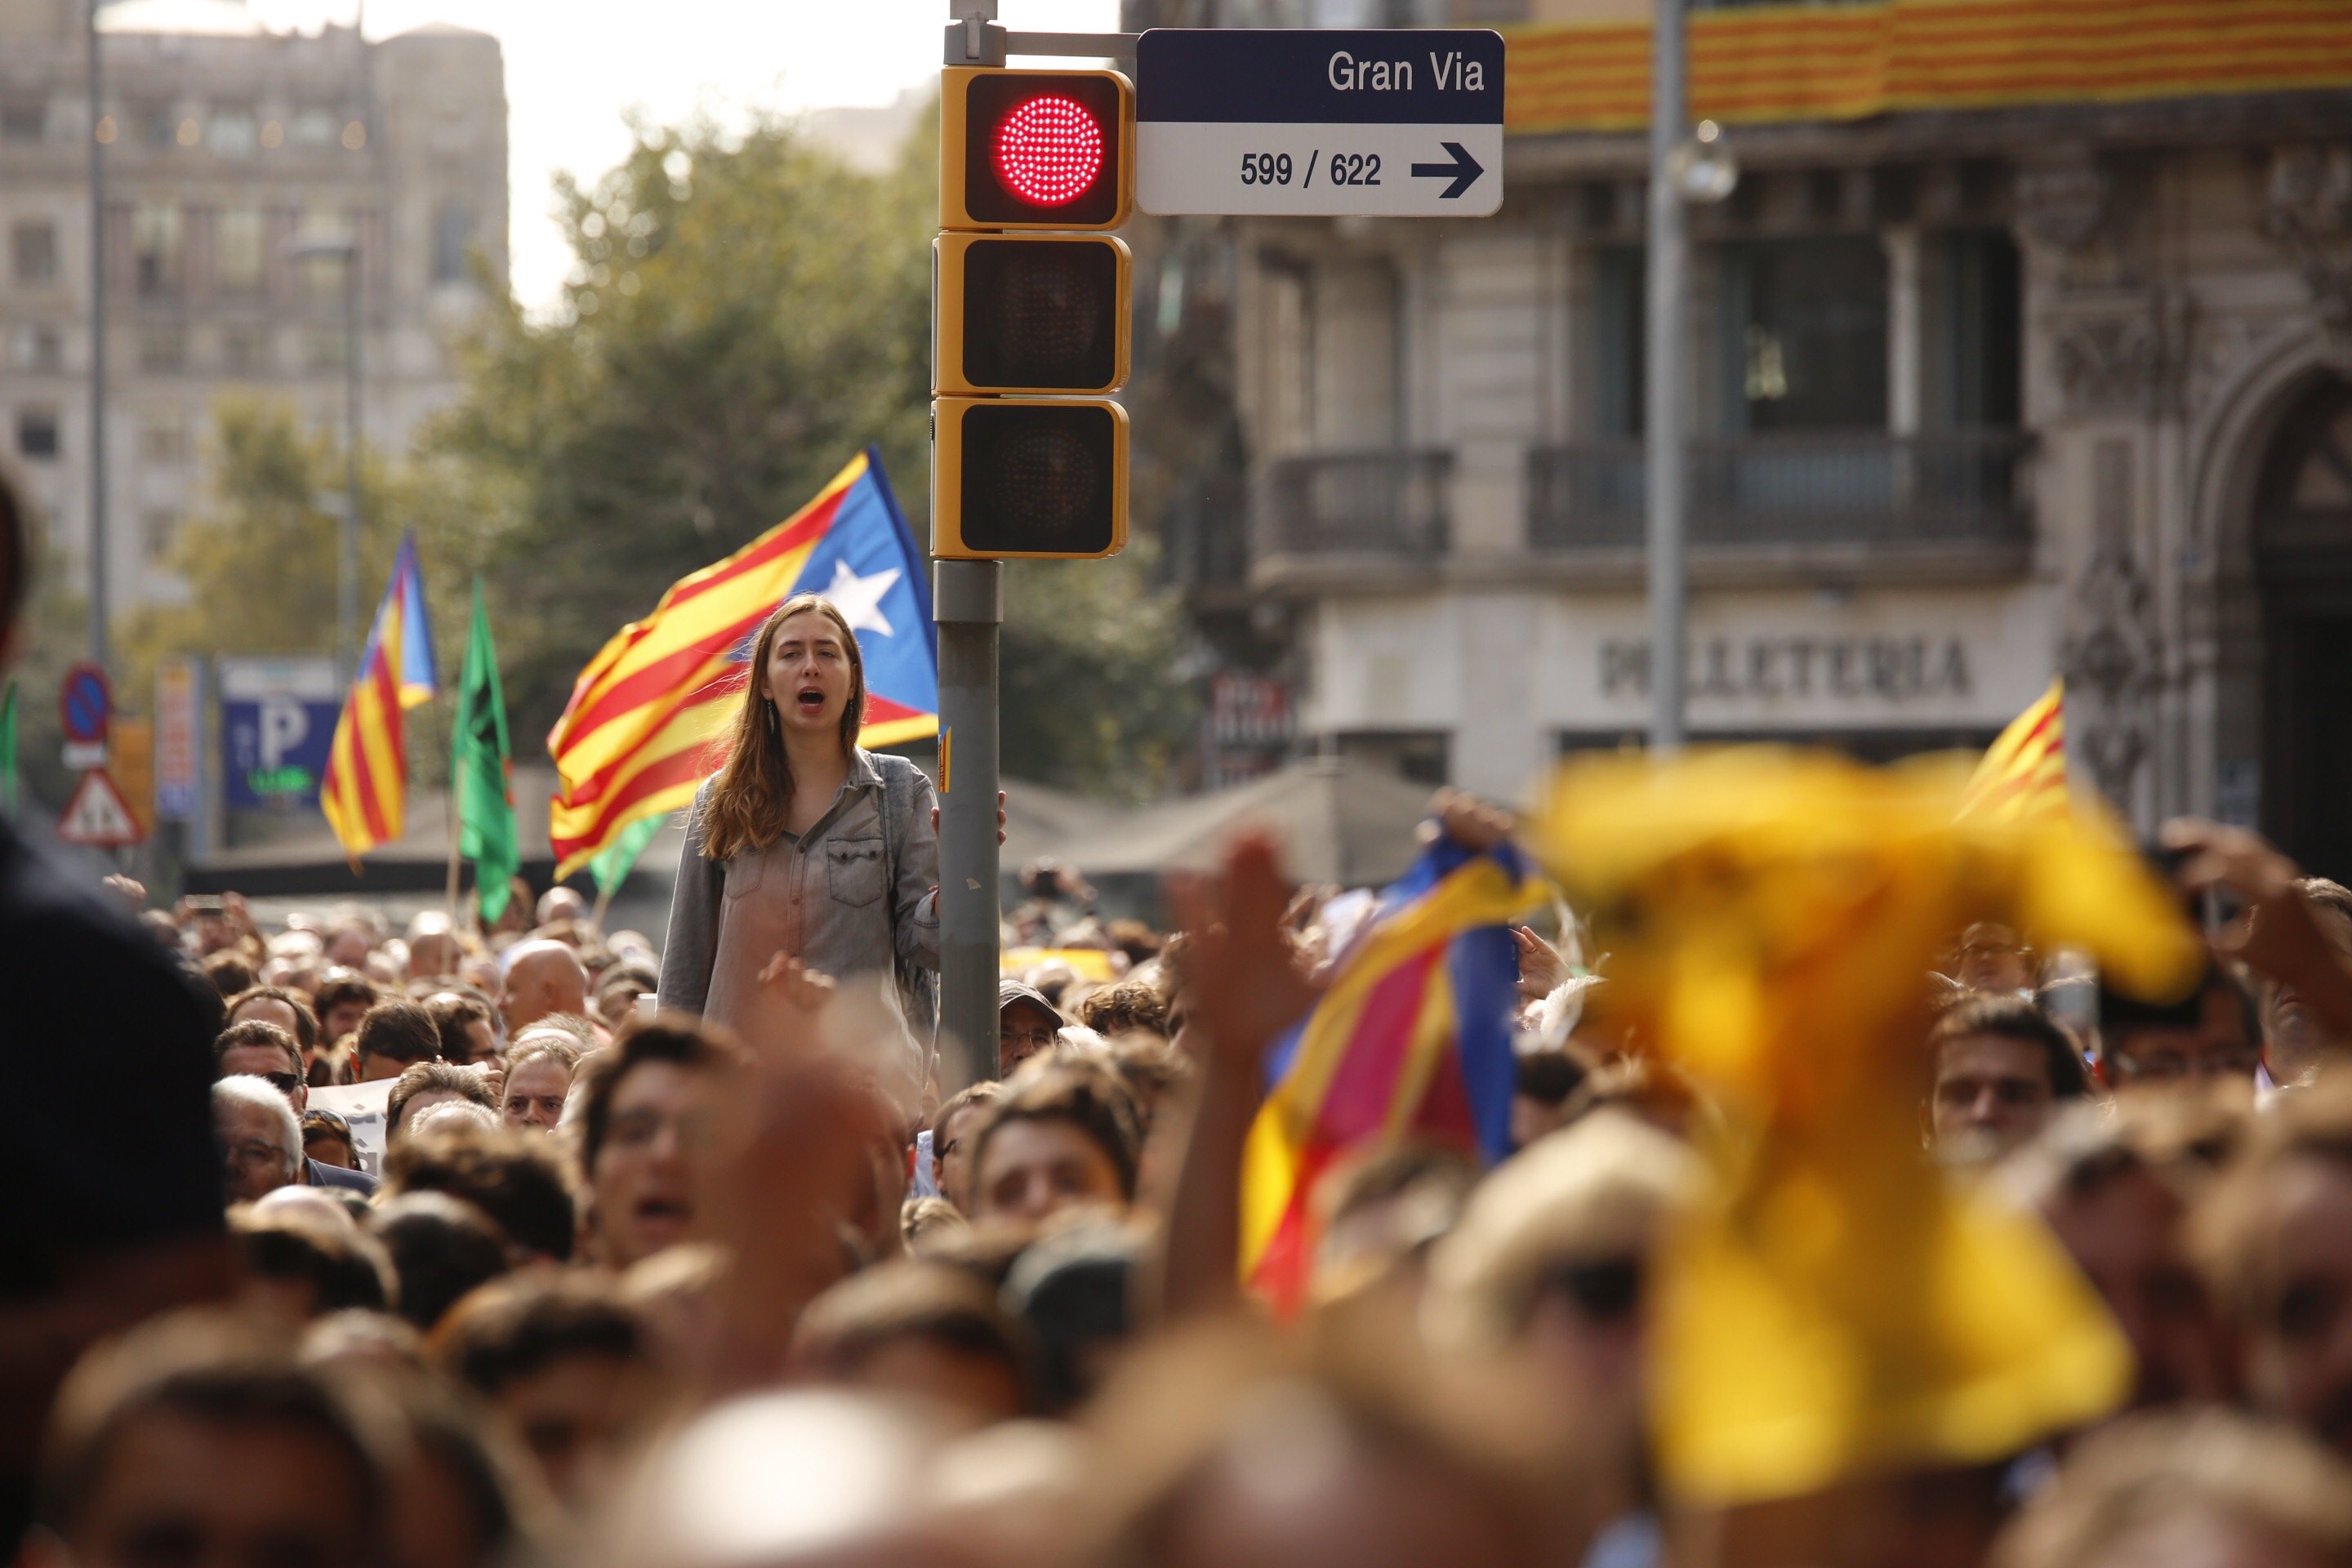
[963,239,1119,390]
[963,74,1122,227]
[960,403,1118,555]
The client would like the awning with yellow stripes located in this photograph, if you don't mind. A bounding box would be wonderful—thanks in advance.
[1505,0,2352,136]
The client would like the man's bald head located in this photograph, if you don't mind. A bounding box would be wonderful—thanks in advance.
[501,939,589,1033]
[536,886,589,927]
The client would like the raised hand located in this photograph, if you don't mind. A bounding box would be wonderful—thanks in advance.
[1512,924,1568,1002]
[2161,817,2352,1040]
[1169,831,1320,1073]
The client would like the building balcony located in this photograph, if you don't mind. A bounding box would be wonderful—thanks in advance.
[1243,432,2032,595]
[1250,449,1452,588]
[1526,430,2034,582]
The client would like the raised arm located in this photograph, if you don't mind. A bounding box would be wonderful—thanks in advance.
[1153,833,1319,1322]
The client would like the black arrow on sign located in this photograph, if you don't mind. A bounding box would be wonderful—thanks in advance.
[1410,140,1484,199]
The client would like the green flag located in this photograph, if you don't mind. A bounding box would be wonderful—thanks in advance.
[590,811,667,900]
[0,681,16,818]
[452,579,520,924]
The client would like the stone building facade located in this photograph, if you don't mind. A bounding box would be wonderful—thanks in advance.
[0,0,506,611]
[1151,0,2352,880]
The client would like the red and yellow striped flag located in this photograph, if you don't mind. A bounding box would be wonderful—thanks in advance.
[546,450,936,879]
[1957,679,2065,823]
[321,534,438,861]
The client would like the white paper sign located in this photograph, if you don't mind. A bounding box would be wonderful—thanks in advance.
[308,1079,393,1176]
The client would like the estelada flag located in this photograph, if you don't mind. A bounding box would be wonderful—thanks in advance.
[1239,835,1543,1316]
[320,533,437,861]
[547,448,935,880]
[1957,677,2065,822]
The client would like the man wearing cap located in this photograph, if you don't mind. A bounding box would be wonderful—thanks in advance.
[999,980,1064,1076]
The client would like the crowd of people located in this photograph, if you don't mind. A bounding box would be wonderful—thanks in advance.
[12,480,2352,1568]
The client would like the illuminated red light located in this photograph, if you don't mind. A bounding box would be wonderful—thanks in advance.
[993,95,1103,207]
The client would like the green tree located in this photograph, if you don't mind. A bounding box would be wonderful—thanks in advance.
[118,397,502,787]
[433,105,1196,794]
[434,114,933,732]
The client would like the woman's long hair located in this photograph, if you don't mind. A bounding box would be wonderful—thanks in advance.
[699,594,867,862]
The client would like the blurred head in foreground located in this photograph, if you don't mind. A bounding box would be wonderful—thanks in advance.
[598,1390,991,1568]
[2194,1076,2352,1455]
[1992,1409,2352,1568]
[576,1014,742,1269]
[26,1314,384,1568]
[1424,1111,1691,1509]
[1083,1320,1586,1568]
[2004,1093,2240,1412]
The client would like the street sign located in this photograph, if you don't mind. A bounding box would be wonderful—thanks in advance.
[155,657,201,822]
[219,657,340,810]
[56,768,144,847]
[60,662,111,745]
[1134,29,1504,219]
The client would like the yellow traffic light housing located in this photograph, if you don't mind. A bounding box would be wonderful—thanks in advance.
[934,64,1133,559]
[933,395,1129,560]
[940,67,1134,231]
[934,233,1132,397]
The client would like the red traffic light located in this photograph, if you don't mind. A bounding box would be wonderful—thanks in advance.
[942,68,1131,230]
[995,95,1103,207]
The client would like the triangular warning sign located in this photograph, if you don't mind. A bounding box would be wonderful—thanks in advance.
[57,768,145,847]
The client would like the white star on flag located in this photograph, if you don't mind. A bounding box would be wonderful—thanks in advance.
[820,559,900,637]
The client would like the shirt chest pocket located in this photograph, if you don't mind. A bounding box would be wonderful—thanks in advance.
[827,838,886,907]
[723,852,768,902]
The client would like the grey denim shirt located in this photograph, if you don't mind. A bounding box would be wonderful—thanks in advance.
[657,751,940,1031]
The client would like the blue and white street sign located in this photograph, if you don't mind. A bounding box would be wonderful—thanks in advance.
[1135,29,1504,219]
[218,657,340,812]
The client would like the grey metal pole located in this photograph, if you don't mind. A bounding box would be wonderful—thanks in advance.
[934,0,1007,1091]
[933,559,1002,1089]
[339,250,362,678]
[1645,0,1688,753]
[86,0,108,669]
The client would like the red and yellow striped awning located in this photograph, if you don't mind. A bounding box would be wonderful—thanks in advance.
[1505,0,2352,136]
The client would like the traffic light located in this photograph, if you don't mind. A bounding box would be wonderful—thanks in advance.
[934,396,1128,559]
[933,65,1133,561]
[934,233,1131,396]
[940,68,1132,230]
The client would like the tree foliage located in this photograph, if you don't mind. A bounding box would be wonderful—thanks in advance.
[87,105,1196,804]
[430,106,1196,794]
[1002,546,1196,798]
[433,114,935,733]
[116,398,501,787]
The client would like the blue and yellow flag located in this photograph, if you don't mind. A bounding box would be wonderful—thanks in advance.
[1240,835,1544,1315]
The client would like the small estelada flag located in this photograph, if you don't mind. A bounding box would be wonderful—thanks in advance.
[546,448,935,880]
[321,535,437,862]
[1957,678,2065,824]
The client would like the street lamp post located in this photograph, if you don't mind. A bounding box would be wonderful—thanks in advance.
[292,235,363,679]
[1645,5,1736,755]
[1646,0,1690,755]
[87,0,108,669]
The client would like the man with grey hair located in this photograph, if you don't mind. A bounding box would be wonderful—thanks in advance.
[213,1076,305,1205]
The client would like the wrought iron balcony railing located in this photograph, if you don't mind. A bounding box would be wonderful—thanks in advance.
[1527,430,2033,554]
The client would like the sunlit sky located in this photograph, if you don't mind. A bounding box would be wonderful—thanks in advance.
[244,0,1123,310]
